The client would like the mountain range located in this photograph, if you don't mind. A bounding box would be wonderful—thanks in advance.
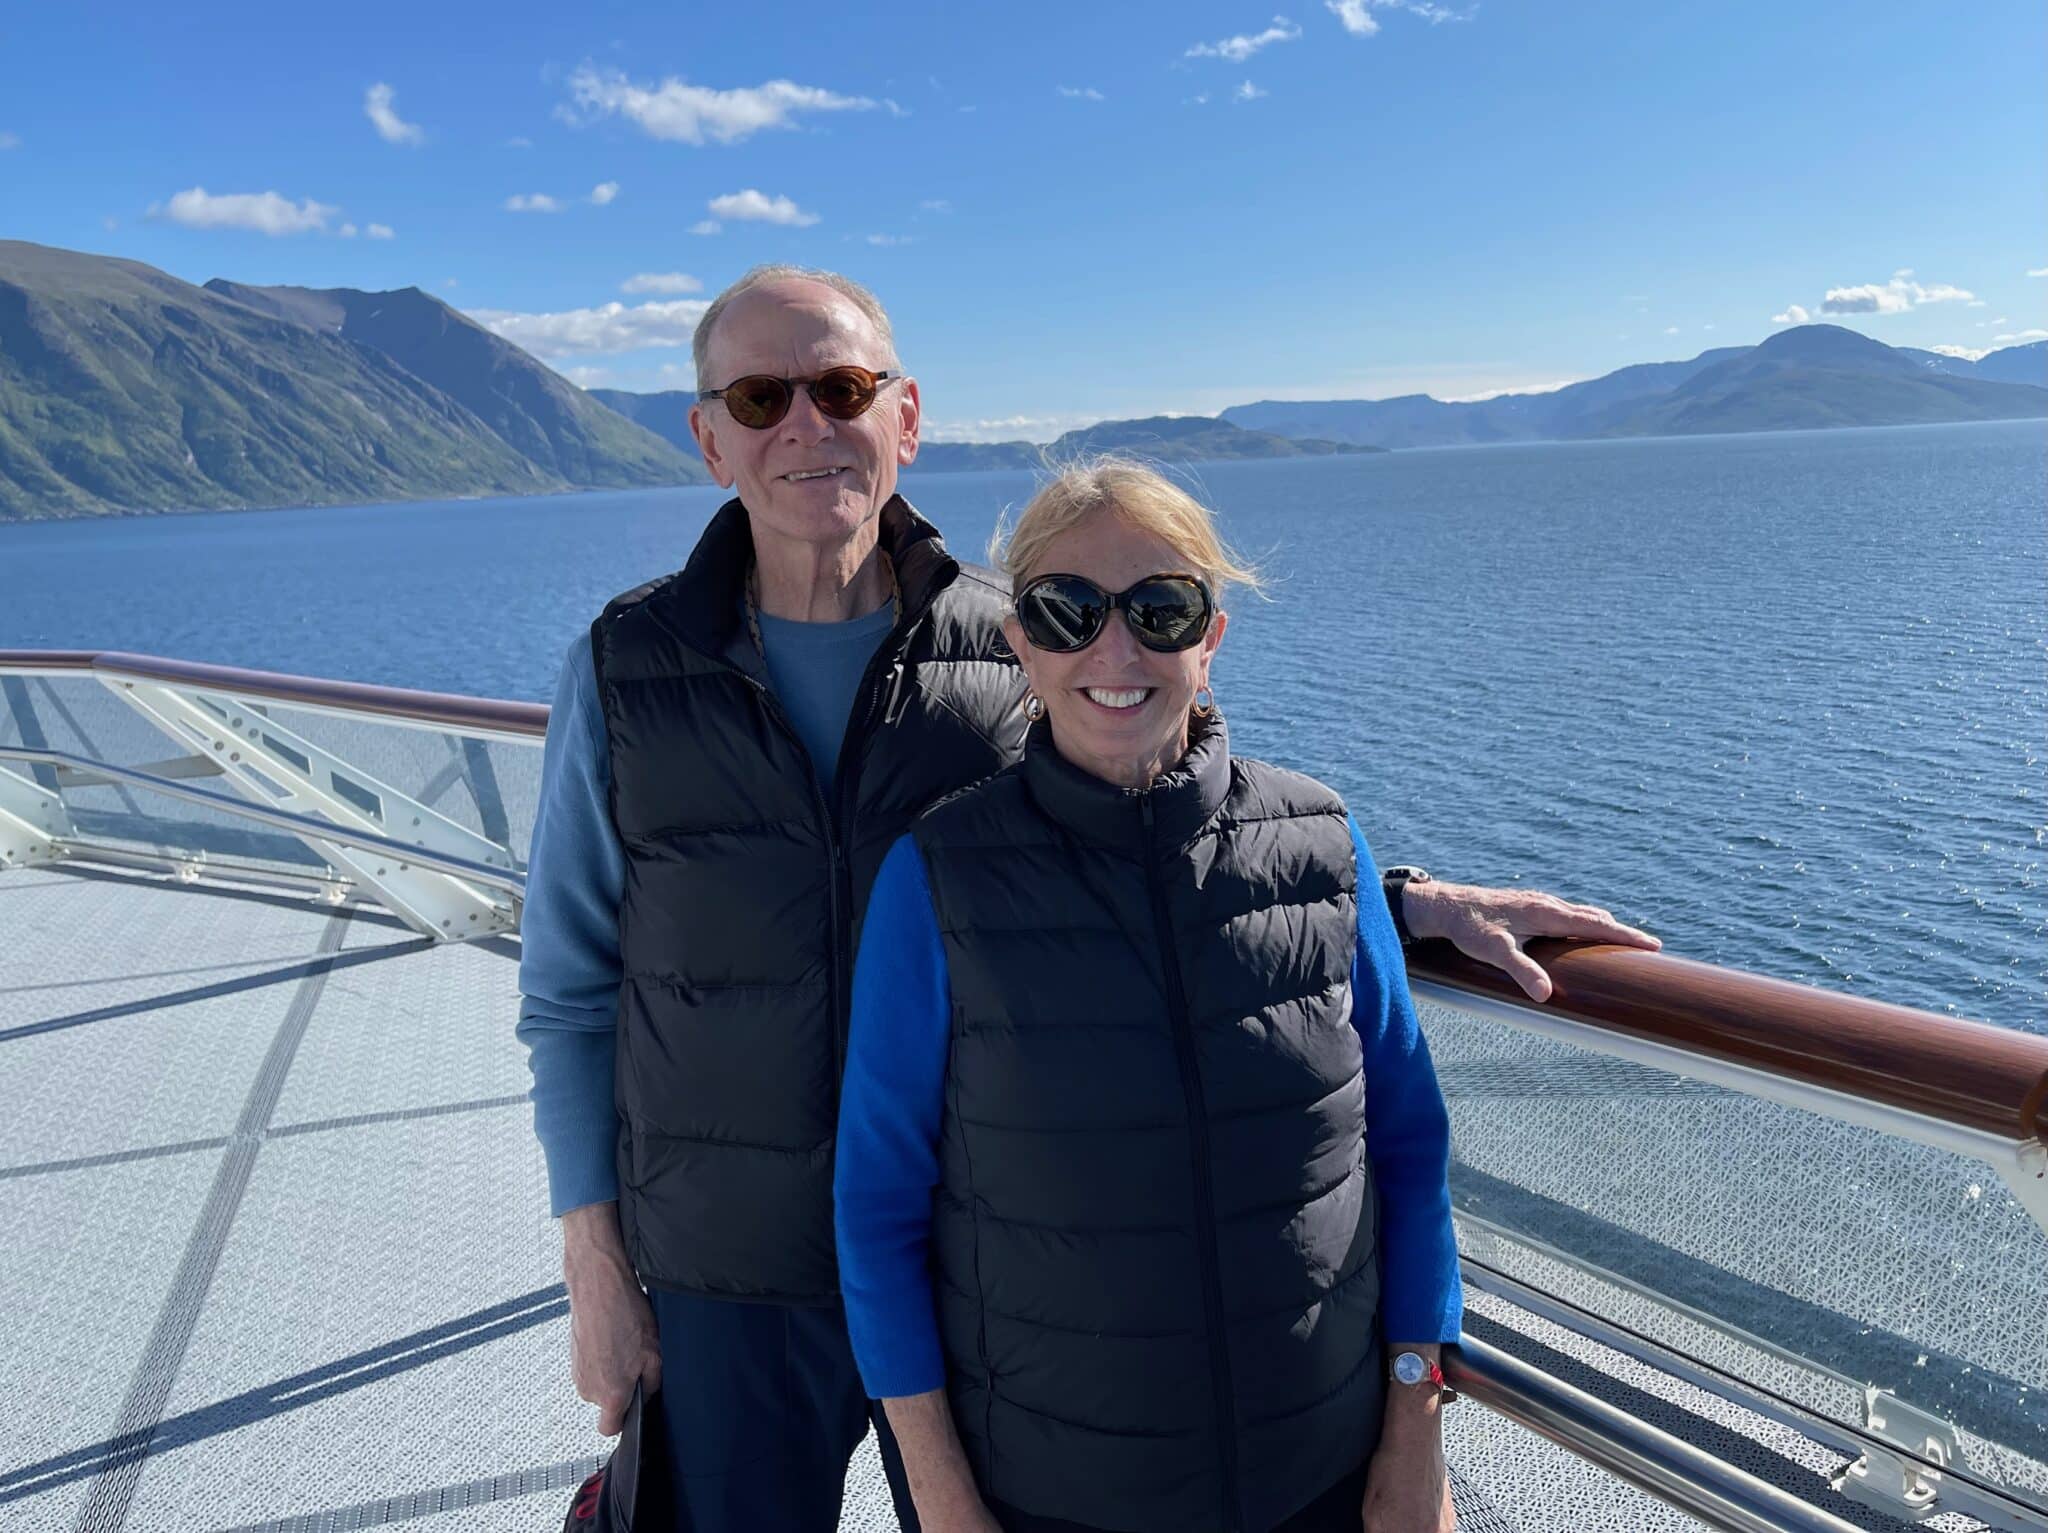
[1219,328,2046,449]
[0,241,702,520]
[1,239,2041,521]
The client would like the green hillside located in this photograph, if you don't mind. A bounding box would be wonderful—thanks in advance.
[0,241,563,519]
[208,282,704,487]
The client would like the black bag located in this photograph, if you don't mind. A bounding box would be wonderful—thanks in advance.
[563,1381,669,1531]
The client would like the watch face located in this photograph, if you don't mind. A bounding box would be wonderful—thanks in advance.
[1393,1352,1427,1385]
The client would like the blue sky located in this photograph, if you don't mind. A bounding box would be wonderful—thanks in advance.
[4,0,2044,440]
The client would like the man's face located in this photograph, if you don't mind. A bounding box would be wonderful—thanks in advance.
[688,279,921,554]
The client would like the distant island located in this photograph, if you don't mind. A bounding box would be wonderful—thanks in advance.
[1,238,2042,522]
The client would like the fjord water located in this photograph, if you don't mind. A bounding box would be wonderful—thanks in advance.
[5,420,2042,1032]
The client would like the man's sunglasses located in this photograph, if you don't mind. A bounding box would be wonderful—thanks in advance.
[700,366,901,430]
[1014,573,1215,654]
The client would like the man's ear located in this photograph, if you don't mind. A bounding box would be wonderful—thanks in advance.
[896,377,922,467]
[689,402,737,488]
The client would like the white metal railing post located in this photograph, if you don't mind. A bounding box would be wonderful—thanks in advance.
[102,677,516,941]
[0,764,74,868]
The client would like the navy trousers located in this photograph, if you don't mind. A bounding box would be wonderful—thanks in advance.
[647,1288,920,1533]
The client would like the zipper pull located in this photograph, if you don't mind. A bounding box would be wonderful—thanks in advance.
[881,659,909,724]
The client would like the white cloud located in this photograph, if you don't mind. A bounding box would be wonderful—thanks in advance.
[1992,329,2048,345]
[366,222,394,239]
[0,131,19,151]
[1325,0,1380,35]
[364,83,425,146]
[467,297,712,357]
[339,222,359,238]
[563,65,881,145]
[442,278,459,289]
[1820,276,1973,315]
[590,181,621,206]
[1929,344,1990,361]
[707,188,819,226]
[1057,85,1106,100]
[1438,378,1582,403]
[1234,80,1268,101]
[1187,16,1301,60]
[1187,93,1212,105]
[505,193,565,213]
[2029,267,2048,278]
[924,413,1100,444]
[920,199,952,212]
[151,187,336,235]
[1772,304,1811,325]
[690,219,723,236]
[505,136,533,149]
[621,272,703,295]
[562,365,611,387]
[865,233,914,246]
[1663,325,1680,335]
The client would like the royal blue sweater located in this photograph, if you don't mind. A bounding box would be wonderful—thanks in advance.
[836,823,1464,1401]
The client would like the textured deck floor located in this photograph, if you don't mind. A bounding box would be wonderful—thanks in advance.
[0,865,2017,1532]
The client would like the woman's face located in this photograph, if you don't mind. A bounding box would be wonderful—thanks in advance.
[1003,510,1228,789]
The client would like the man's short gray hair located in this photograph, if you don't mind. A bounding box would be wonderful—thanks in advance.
[692,265,901,392]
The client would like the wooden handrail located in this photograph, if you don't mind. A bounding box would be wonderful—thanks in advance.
[7,648,2042,1147]
[0,648,549,737]
[1408,940,2048,1145]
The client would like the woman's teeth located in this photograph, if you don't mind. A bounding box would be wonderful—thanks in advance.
[1084,687,1152,710]
[783,467,844,482]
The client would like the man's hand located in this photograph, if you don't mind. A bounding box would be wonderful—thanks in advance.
[1402,880,1661,1003]
[562,1202,662,1436]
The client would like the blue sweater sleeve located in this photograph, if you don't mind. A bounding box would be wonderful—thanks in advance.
[515,631,628,1217]
[835,834,954,1399]
[1348,813,1463,1343]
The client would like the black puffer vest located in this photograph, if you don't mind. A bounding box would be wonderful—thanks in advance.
[914,716,1384,1533]
[591,495,1026,1303]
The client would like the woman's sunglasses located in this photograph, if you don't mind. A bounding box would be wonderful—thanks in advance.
[700,365,900,430]
[1014,572,1215,654]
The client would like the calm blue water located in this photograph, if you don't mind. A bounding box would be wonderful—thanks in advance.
[5,421,2042,1031]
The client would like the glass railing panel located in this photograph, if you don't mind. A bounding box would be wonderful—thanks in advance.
[0,670,541,894]
[1420,992,2048,1518]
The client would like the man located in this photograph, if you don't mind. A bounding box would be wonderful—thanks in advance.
[518,264,1658,1533]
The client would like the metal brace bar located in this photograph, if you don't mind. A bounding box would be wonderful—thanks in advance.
[103,677,515,941]
[0,763,75,868]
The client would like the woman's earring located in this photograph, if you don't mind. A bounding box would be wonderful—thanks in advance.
[1024,693,1045,722]
[1192,686,1216,718]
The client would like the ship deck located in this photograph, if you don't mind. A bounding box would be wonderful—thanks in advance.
[6,862,2037,1533]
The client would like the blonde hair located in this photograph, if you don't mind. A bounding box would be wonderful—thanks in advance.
[693,265,901,391]
[995,457,1264,597]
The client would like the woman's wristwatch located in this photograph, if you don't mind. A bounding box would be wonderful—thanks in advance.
[1382,865,1432,946]
[1389,1349,1456,1402]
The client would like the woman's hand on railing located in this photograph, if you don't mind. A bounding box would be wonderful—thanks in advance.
[1402,880,1660,1002]
[1361,1427,1456,1533]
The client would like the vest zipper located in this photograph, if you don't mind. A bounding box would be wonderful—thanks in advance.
[1139,794,1243,1533]
[747,679,847,1084]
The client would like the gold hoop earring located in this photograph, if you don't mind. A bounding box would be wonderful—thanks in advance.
[1024,693,1045,722]
[1192,686,1216,718]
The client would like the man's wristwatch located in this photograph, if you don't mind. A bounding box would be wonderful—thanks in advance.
[1382,865,1432,946]
[1389,1350,1455,1402]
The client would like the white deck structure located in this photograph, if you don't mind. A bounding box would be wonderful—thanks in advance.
[3,653,2043,1533]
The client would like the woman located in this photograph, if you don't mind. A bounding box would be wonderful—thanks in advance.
[835,460,1462,1533]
